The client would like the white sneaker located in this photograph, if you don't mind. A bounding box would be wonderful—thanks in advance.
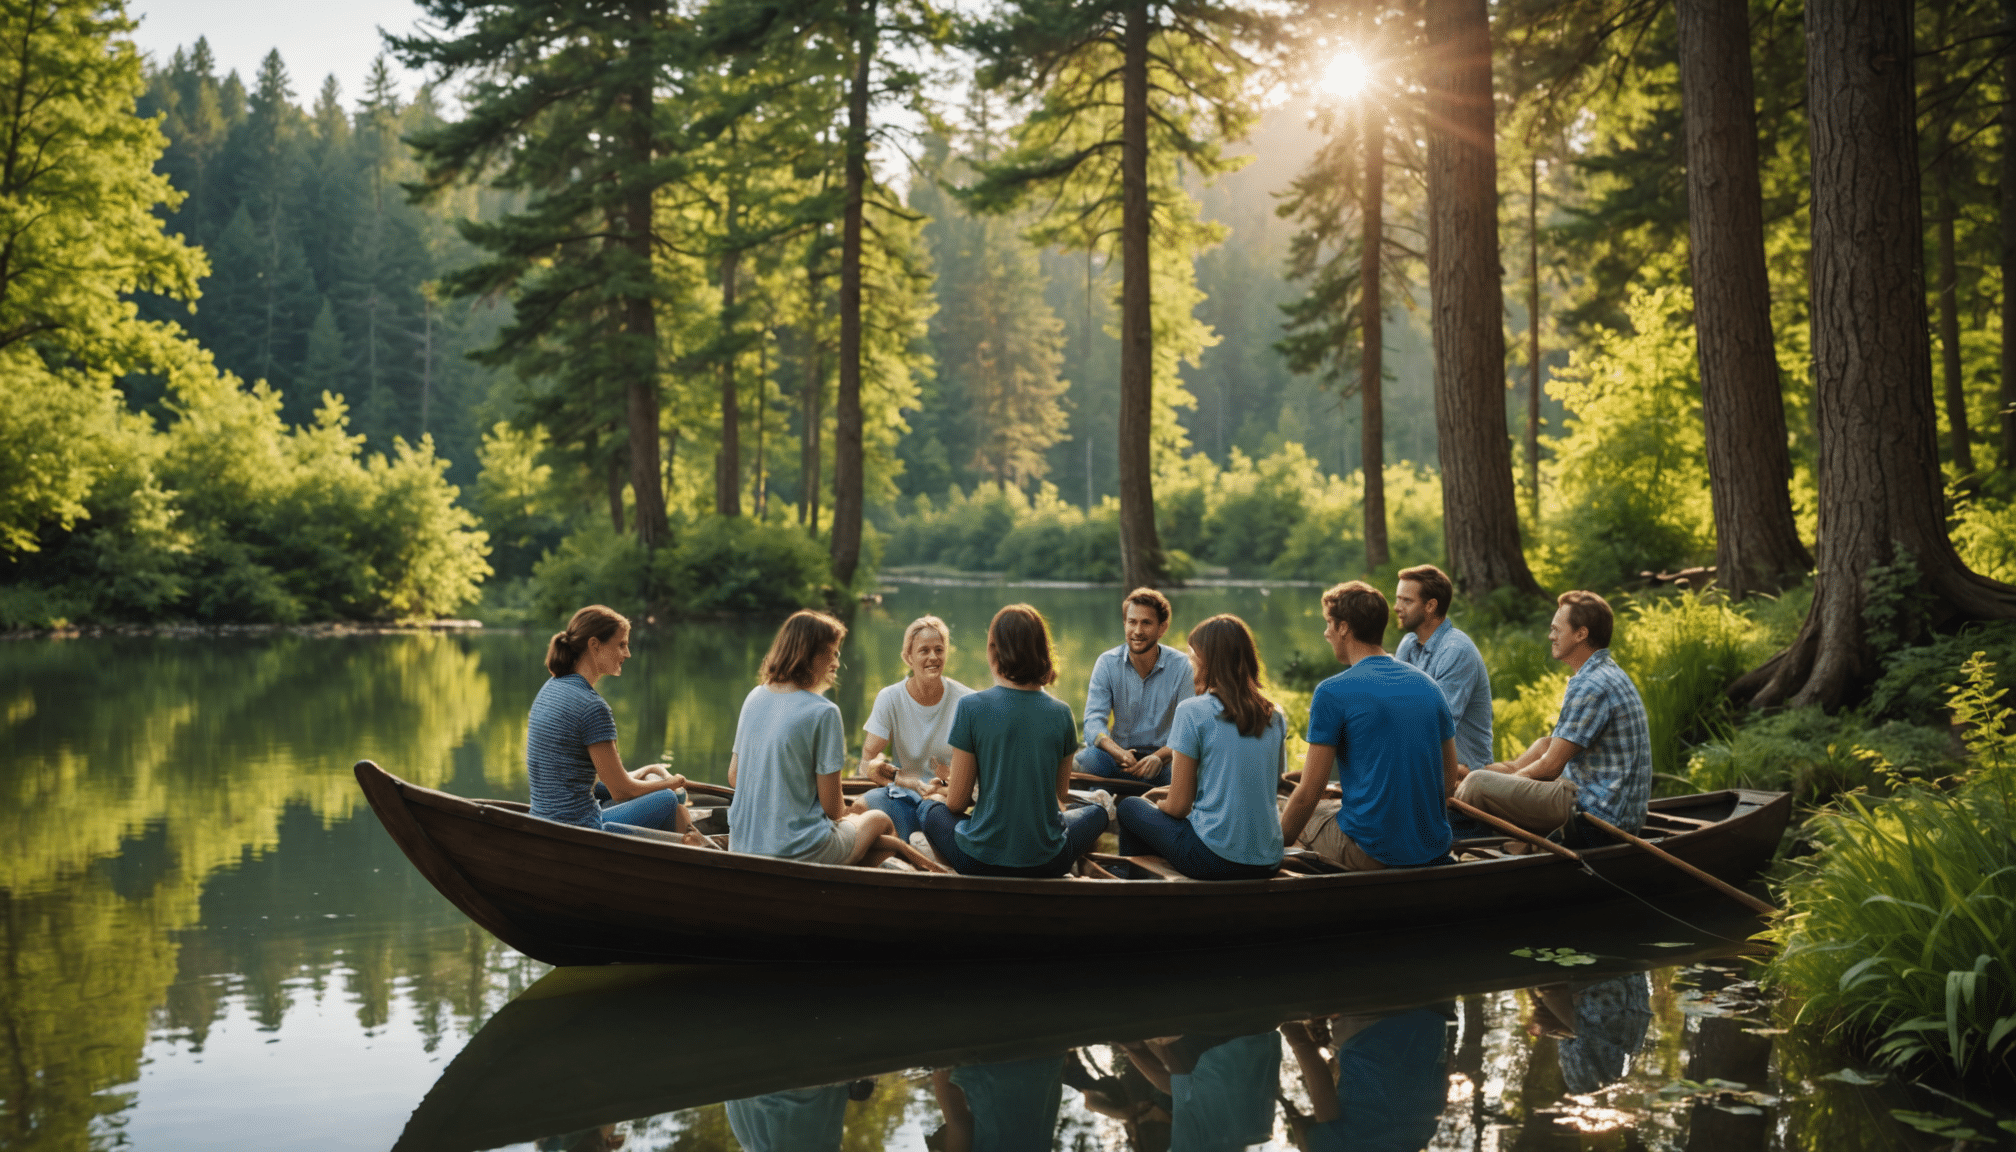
[908,831,939,863]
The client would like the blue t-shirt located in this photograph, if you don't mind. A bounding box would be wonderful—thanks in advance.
[949,1054,1066,1152]
[1169,1032,1281,1152]
[723,1085,848,1152]
[1305,655,1455,866]
[950,686,1079,868]
[1303,1008,1452,1152]
[526,674,620,829]
[1169,693,1287,867]
[727,685,846,859]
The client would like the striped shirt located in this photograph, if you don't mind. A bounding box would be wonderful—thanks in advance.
[1552,649,1653,833]
[526,673,619,829]
[1082,642,1194,751]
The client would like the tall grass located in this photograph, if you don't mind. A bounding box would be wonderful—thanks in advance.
[1763,654,2016,1083]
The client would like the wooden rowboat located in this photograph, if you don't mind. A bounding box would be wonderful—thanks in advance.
[355,759,1790,966]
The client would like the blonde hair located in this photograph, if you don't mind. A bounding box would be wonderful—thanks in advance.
[759,610,849,689]
[901,615,951,677]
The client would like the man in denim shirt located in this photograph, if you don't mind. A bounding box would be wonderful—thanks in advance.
[1393,564,1493,773]
[1075,588,1195,788]
[1452,591,1652,843]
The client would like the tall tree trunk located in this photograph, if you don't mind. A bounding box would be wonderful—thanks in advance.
[804,330,824,535]
[1933,132,1975,475]
[620,54,668,550]
[717,245,742,516]
[756,338,768,519]
[2003,0,2016,469]
[1424,0,1541,600]
[830,0,876,585]
[1361,96,1389,571]
[1117,0,1164,590]
[1526,159,1541,516]
[1733,0,2016,711]
[607,450,627,535]
[1675,0,1811,597]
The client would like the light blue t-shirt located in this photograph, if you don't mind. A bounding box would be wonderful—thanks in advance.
[1168,693,1287,867]
[526,673,620,829]
[949,1054,1066,1152]
[1306,655,1455,867]
[1395,619,1494,772]
[1169,1032,1281,1152]
[950,686,1079,868]
[723,1085,847,1152]
[727,685,846,859]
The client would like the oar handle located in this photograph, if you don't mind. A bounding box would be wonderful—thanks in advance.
[1447,796,1583,862]
[1581,814,1777,916]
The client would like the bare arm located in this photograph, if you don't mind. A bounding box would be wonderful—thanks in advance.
[1161,752,1198,818]
[726,752,737,789]
[1516,737,1581,781]
[1280,1022,1340,1123]
[1280,745,1337,846]
[944,748,979,813]
[587,742,684,802]
[931,1069,974,1152]
[861,732,894,781]
[816,771,844,821]
[1055,752,1075,808]
[1442,738,1460,798]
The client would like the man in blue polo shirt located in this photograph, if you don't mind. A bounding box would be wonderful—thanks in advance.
[1280,581,1459,870]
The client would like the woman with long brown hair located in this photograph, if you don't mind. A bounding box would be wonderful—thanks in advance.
[915,604,1108,877]
[1113,614,1285,880]
[726,609,895,865]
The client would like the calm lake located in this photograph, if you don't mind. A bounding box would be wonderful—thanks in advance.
[0,583,1922,1150]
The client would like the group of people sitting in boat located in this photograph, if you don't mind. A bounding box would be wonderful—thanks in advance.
[523,564,1654,881]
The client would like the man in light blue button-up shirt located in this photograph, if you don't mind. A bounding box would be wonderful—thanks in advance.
[1393,564,1494,772]
[1075,588,1195,787]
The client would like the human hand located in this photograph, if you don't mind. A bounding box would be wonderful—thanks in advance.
[635,763,669,781]
[1143,786,1171,803]
[1111,745,1139,769]
[1125,753,1161,779]
[863,755,896,784]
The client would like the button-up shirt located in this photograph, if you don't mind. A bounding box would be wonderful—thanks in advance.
[1394,619,1494,772]
[1082,642,1193,750]
[1551,648,1654,833]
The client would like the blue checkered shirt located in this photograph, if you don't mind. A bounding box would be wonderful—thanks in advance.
[1551,648,1653,833]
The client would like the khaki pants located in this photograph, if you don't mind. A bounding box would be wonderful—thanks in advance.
[1454,771,1578,837]
[1295,801,1389,872]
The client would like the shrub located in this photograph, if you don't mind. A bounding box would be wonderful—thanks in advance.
[1865,621,2016,727]
[1685,707,1956,801]
[1611,590,1776,781]
[665,516,832,615]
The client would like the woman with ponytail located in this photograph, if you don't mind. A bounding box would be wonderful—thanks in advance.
[528,605,695,838]
[1113,614,1284,880]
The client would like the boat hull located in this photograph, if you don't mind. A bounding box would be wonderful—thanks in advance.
[355,759,1790,966]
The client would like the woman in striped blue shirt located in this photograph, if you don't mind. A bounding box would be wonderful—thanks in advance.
[527,605,696,838]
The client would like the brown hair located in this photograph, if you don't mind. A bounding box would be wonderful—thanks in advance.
[547,605,630,677]
[1398,564,1454,620]
[988,603,1058,686]
[1188,614,1277,738]
[1321,581,1390,645]
[1556,590,1615,650]
[901,615,951,677]
[760,609,849,689]
[1122,586,1171,626]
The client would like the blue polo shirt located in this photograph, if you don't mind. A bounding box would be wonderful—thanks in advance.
[1305,655,1455,866]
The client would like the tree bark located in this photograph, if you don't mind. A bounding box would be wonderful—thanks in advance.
[619,35,668,550]
[1361,95,1388,571]
[830,0,876,585]
[1526,159,1541,516]
[717,244,742,516]
[1117,0,1164,590]
[804,322,824,535]
[607,449,627,535]
[1934,140,1975,475]
[1674,0,1811,597]
[2003,0,2016,469]
[1733,0,2016,711]
[1424,0,1541,600]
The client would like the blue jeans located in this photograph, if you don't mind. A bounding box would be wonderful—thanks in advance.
[858,786,925,842]
[600,789,682,834]
[918,799,1109,877]
[1074,745,1171,788]
[1115,796,1279,880]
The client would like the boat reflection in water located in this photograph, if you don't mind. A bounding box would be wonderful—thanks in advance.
[398,903,1767,1152]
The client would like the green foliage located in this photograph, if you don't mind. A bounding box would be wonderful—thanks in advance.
[516,515,835,626]
[1613,591,1778,780]
[1949,492,2016,585]
[1686,708,1956,801]
[1864,622,2016,727]
[1764,657,2016,1083]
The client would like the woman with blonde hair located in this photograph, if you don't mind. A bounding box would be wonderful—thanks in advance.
[857,614,974,844]
[1114,614,1285,880]
[915,604,1107,876]
[528,605,694,837]
[727,609,895,865]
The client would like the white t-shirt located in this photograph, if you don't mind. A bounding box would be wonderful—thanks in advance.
[864,677,974,780]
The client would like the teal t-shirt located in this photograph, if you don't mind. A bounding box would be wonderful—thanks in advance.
[1169,693,1287,867]
[1169,1032,1282,1152]
[950,1054,1066,1152]
[949,686,1079,868]
[723,1085,847,1151]
[727,685,846,859]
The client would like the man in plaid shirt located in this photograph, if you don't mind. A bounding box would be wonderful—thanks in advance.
[1451,591,1652,844]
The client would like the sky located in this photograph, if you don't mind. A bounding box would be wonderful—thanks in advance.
[126,0,435,106]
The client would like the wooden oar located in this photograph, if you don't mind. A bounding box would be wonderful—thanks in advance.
[1581,813,1776,916]
[1447,797,1583,863]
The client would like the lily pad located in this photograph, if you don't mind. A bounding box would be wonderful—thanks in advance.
[1819,1068,1885,1086]
[1513,946,1599,967]
[1644,941,1694,948]
[1890,1110,1982,1140]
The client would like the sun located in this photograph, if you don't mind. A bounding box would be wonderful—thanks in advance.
[1320,52,1370,98]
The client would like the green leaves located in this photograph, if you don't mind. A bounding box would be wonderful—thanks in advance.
[1511,946,1598,966]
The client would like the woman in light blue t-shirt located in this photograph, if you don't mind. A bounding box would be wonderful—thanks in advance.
[727,610,896,866]
[1114,614,1285,880]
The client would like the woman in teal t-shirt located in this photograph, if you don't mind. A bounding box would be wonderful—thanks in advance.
[1114,614,1286,880]
[917,604,1109,877]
